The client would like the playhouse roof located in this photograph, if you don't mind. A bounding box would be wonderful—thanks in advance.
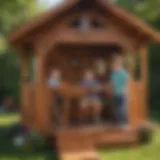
[9,0,160,44]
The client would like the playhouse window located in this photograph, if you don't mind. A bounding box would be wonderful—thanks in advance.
[70,19,81,28]
[91,20,104,28]
[69,17,104,30]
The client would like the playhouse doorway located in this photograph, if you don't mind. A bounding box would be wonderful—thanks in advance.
[46,44,127,127]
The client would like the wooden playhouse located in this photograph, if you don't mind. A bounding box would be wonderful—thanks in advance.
[9,0,160,159]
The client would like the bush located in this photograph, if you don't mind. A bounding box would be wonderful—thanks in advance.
[6,123,50,152]
[138,127,153,145]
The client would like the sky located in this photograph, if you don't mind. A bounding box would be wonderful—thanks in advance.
[40,0,63,8]
[45,0,62,5]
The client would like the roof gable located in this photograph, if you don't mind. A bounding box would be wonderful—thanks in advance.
[8,0,160,44]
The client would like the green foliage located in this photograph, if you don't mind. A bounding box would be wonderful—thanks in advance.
[148,44,160,111]
[0,115,54,160]
[21,130,49,152]
[0,0,40,33]
[3,122,50,152]
[0,1,41,104]
[115,0,160,22]
[0,0,40,54]
[138,127,154,145]
[0,52,20,102]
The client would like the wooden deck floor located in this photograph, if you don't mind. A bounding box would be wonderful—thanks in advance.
[55,125,139,160]
[56,126,138,147]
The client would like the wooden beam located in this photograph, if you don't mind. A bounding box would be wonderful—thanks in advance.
[34,48,52,134]
[55,29,125,48]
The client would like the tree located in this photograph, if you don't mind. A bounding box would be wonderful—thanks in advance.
[0,1,41,104]
[0,0,41,54]
[115,0,160,22]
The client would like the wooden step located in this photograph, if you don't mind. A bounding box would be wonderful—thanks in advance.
[56,129,94,152]
[56,126,138,160]
[95,128,138,147]
[56,126,138,149]
[60,150,100,160]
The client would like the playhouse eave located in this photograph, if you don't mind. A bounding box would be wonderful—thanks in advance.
[8,0,160,46]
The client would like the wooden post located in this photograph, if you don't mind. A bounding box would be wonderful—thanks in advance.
[33,34,58,134]
[34,52,51,134]
[128,45,148,127]
[127,52,138,127]
[139,46,148,121]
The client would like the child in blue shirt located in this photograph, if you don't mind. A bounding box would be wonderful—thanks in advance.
[111,55,128,126]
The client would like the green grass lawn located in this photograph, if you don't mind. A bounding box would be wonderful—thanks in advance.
[0,114,159,160]
[100,132,160,160]
[0,114,20,126]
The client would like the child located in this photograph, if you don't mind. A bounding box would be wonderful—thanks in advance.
[80,70,102,124]
[48,69,61,89]
[110,55,128,126]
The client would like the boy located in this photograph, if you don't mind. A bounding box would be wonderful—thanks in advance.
[80,70,102,124]
[110,55,128,126]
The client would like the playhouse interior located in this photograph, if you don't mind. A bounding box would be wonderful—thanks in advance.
[43,44,126,127]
